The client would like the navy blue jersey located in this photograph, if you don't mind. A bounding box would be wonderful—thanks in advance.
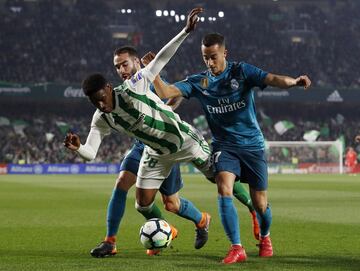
[174,61,268,151]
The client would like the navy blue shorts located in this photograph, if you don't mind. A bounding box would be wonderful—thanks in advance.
[120,142,183,196]
[212,146,268,191]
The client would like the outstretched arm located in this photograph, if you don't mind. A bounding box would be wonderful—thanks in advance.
[144,7,203,82]
[264,73,311,89]
[63,129,104,161]
[141,52,183,99]
[63,114,110,161]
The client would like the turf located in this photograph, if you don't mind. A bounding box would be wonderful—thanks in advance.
[0,174,359,271]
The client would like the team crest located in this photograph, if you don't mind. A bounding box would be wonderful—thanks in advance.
[201,77,209,89]
[230,79,239,90]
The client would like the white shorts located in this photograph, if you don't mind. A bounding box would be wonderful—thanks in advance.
[136,128,213,189]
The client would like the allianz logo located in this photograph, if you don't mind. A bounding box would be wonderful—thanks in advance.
[327,90,343,102]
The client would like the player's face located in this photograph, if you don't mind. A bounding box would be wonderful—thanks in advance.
[114,53,140,80]
[201,44,227,76]
[88,84,114,113]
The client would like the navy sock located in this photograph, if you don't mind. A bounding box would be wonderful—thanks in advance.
[256,205,272,237]
[218,196,240,245]
[177,197,202,224]
[106,188,128,238]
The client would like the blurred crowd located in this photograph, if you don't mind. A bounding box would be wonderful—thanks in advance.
[1,0,360,88]
[1,102,359,164]
[1,0,360,165]
[0,113,133,164]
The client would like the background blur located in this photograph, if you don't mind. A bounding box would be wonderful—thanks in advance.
[1,0,359,172]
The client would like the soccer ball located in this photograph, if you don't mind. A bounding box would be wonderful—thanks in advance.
[139,218,172,249]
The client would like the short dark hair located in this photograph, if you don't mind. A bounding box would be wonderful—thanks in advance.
[113,46,139,58]
[82,73,107,96]
[202,33,225,47]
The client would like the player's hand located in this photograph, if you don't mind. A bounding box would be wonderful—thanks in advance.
[295,75,311,89]
[63,132,81,151]
[184,7,203,33]
[355,135,360,143]
[141,51,156,67]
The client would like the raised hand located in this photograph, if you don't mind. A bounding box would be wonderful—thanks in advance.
[63,132,81,151]
[141,51,156,67]
[295,75,311,89]
[184,7,204,33]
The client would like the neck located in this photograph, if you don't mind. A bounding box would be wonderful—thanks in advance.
[211,61,227,76]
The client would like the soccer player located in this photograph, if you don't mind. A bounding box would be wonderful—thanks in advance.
[64,7,212,257]
[151,32,311,264]
[345,147,358,173]
[142,52,260,241]
[87,47,186,258]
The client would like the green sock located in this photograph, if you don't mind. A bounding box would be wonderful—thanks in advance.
[233,181,254,212]
[138,203,165,220]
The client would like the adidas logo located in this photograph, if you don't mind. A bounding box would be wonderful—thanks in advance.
[327,90,343,102]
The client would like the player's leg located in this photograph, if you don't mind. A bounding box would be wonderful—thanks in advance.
[90,144,164,257]
[216,171,247,264]
[160,164,211,249]
[90,169,134,258]
[241,149,273,257]
[250,189,273,257]
[210,147,247,264]
[135,148,168,220]
[233,181,260,240]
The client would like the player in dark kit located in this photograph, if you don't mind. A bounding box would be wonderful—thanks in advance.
[151,32,311,264]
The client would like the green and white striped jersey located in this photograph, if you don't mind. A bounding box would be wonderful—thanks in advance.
[91,74,191,155]
[76,29,192,160]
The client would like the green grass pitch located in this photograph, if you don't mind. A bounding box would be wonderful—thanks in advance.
[0,174,359,271]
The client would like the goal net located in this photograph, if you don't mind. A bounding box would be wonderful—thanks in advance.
[266,141,344,174]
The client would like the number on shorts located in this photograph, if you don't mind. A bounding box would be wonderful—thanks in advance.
[144,153,158,168]
[211,151,222,164]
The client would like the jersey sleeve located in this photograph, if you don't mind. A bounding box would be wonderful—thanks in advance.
[241,62,268,90]
[142,29,189,82]
[174,78,194,99]
[76,111,110,161]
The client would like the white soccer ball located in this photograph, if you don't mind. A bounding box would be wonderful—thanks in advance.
[139,218,172,249]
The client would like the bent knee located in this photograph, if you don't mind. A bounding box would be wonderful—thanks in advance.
[253,201,268,214]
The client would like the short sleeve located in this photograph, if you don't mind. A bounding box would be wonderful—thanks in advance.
[241,62,268,90]
[174,78,194,99]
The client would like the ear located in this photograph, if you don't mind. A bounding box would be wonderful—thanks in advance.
[134,57,141,67]
[224,48,228,58]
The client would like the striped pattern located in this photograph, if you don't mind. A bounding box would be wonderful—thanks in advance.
[102,80,191,154]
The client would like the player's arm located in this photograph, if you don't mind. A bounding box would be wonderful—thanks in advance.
[141,53,183,99]
[143,7,202,84]
[63,114,110,161]
[166,96,183,110]
[264,73,311,89]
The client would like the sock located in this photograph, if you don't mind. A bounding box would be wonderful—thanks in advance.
[233,181,255,212]
[177,197,202,225]
[137,202,165,220]
[218,196,241,245]
[106,188,128,239]
[256,204,272,237]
